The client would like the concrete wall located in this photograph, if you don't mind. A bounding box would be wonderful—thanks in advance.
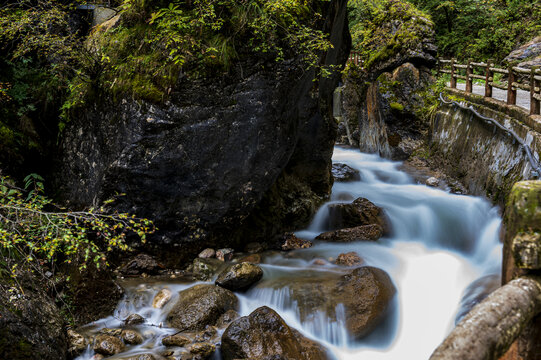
[430,90,541,204]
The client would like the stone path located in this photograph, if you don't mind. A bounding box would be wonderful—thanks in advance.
[454,83,531,111]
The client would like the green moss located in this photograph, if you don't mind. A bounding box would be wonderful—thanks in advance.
[349,0,433,71]
[507,181,541,233]
[390,102,404,111]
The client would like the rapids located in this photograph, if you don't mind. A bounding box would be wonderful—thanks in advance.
[75,146,502,360]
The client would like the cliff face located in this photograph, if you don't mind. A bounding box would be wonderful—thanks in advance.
[340,0,437,160]
[58,0,350,263]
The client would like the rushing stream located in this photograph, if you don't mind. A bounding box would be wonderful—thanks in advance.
[76,146,502,360]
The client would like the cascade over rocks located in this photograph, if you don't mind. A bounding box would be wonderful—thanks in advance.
[221,306,330,360]
[58,0,351,264]
[259,266,396,339]
[166,284,239,331]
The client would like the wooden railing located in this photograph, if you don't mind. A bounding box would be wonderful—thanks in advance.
[438,59,541,116]
[348,51,363,66]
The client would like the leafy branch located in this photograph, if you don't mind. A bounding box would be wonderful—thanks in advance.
[0,174,155,281]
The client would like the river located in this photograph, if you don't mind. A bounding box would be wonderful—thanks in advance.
[76,146,502,360]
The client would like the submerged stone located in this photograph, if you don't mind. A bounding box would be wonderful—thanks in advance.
[335,252,364,266]
[316,224,383,242]
[281,233,313,250]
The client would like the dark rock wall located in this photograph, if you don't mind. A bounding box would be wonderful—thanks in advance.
[59,0,350,263]
[0,272,67,360]
[342,63,433,159]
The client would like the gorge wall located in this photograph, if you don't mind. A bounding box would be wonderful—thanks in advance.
[58,0,351,264]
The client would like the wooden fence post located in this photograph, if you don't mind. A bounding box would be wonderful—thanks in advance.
[466,60,473,93]
[507,65,517,105]
[532,66,540,116]
[450,58,457,89]
[485,59,493,98]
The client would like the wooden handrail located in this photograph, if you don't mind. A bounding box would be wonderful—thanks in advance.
[437,58,541,116]
[347,51,363,66]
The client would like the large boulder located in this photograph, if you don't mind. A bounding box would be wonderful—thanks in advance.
[57,0,351,264]
[215,263,264,291]
[221,306,329,360]
[326,197,387,231]
[166,284,238,331]
[260,266,396,339]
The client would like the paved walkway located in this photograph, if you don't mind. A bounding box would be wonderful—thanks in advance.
[454,83,531,111]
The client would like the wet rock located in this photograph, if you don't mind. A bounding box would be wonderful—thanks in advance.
[125,314,145,325]
[120,254,161,275]
[221,306,329,360]
[91,355,105,360]
[198,248,216,259]
[216,248,235,262]
[339,267,396,338]
[153,288,173,309]
[59,0,350,266]
[312,258,329,266]
[93,334,125,356]
[335,252,364,267]
[264,266,396,339]
[188,342,216,357]
[98,328,123,336]
[191,258,224,281]
[121,329,144,345]
[215,263,264,291]
[244,242,265,254]
[316,224,383,242]
[167,284,238,331]
[332,163,361,182]
[238,254,261,264]
[162,334,191,347]
[216,310,240,329]
[194,326,218,343]
[281,233,313,250]
[67,329,87,357]
[426,177,440,187]
[327,197,387,231]
[126,355,156,360]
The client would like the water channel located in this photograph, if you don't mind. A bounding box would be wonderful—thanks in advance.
[76,146,503,360]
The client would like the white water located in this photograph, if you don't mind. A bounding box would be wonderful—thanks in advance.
[76,147,502,360]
